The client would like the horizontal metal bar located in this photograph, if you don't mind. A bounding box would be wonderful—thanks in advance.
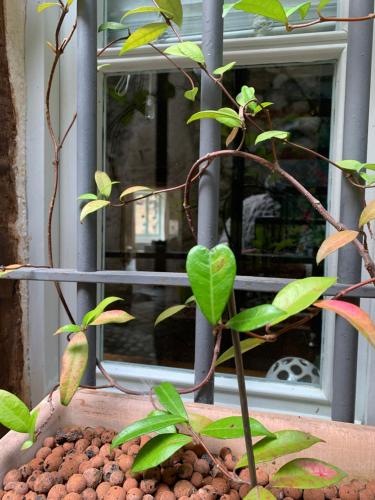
[3,268,375,298]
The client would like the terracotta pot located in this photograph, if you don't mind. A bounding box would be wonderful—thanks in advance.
[1,389,374,481]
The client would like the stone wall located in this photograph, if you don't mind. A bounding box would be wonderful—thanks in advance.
[0,1,28,406]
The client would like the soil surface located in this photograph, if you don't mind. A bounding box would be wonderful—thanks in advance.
[0,426,373,500]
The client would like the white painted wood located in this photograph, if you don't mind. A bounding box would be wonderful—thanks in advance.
[93,22,350,417]
[97,32,347,72]
[25,3,62,405]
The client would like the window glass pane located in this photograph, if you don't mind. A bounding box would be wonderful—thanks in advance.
[103,0,338,45]
[103,62,334,386]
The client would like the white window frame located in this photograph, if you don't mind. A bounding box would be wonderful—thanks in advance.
[95,18,348,417]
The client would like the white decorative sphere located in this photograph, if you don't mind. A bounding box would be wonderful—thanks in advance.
[266,357,320,384]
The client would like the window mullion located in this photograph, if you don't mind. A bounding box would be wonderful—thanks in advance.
[192,0,224,404]
[77,0,98,386]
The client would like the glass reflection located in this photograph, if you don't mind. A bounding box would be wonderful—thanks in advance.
[102,63,334,384]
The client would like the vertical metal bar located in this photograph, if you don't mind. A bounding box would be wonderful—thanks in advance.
[77,0,97,386]
[332,0,373,422]
[194,0,224,404]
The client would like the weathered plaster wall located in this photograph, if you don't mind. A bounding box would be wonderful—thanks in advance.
[0,1,29,404]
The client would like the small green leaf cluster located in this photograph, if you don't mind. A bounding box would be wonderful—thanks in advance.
[112,382,273,471]
[55,296,134,336]
[0,390,39,450]
[331,162,375,227]
[223,0,333,27]
[111,380,345,488]
[36,0,74,13]
[79,171,120,222]
[80,177,160,224]
[98,0,183,55]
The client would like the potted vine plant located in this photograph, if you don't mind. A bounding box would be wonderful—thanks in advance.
[1,0,375,498]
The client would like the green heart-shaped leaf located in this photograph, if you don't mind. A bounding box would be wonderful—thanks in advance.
[186,245,236,325]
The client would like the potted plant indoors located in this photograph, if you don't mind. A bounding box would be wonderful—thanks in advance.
[1,0,375,498]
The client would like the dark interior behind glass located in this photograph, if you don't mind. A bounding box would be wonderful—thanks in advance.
[103,63,334,383]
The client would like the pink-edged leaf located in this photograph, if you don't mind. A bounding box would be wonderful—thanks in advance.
[315,300,375,348]
[244,486,276,500]
[316,230,359,264]
[271,458,347,488]
[60,332,88,406]
[89,310,135,326]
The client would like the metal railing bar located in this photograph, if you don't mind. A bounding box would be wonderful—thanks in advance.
[3,268,375,298]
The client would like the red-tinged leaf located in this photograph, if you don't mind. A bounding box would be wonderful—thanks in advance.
[359,200,375,227]
[271,458,347,488]
[60,332,88,406]
[316,230,359,264]
[244,486,276,500]
[0,264,23,278]
[315,300,375,348]
[82,297,123,327]
[90,310,135,326]
[5,264,23,270]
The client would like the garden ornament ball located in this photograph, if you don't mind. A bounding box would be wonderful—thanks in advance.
[266,357,320,384]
